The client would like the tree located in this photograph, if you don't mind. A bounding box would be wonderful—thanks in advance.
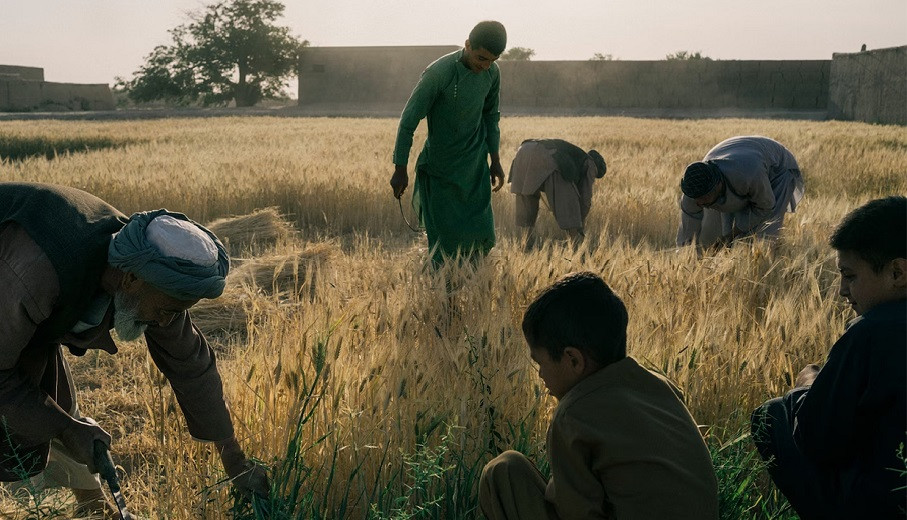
[664,50,712,61]
[590,53,615,61]
[499,47,535,61]
[119,0,306,107]
[115,41,197,105]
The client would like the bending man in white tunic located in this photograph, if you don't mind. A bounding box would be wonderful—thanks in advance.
[676,136,804,248]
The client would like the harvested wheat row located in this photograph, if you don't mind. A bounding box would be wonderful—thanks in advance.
[191,285,254,338]
[192,242,340,338]
[228,242,339,295]
[206,206,297,256]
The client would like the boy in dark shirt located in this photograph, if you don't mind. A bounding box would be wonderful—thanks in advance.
[751,195,907,519]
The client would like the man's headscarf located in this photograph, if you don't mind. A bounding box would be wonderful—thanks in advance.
[108,210,229,301]
[588,150,607,179]
[680,161,722,198]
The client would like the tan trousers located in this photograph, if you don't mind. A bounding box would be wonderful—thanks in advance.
[514,174,586,231]
[479,450,560,520]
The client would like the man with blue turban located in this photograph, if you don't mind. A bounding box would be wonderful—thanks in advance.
[0,182,267,516]
[676,136,805,248]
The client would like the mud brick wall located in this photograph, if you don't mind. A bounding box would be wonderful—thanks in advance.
[828,46,907,125]
[498,59,829,110]
[298,45,460,107]
[0,79,114,111]
[0,65,44,81]
[298,47,830,112]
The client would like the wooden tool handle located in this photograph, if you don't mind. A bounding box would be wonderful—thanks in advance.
[92,439,120,492]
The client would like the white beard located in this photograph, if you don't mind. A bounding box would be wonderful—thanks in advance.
[113,292,148,341]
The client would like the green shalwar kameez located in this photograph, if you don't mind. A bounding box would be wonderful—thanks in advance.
[393,49,502,264]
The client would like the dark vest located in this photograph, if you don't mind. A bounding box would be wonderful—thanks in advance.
[0,182,128,343]
[522,139,591,184]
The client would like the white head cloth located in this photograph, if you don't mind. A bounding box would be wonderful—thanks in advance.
[146,215,219,266]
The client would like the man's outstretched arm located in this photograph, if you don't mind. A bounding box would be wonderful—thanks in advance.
[144,313,268,497]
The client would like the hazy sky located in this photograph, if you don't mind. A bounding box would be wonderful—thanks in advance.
[1,0,904,87]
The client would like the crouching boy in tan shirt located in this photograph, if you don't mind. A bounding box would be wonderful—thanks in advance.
[480,272,718,519]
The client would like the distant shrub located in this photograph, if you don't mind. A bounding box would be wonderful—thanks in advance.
[499,47,535,61]
[665,50,713,61]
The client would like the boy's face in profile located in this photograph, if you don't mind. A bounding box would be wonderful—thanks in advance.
[837,250,907,316]
[529,344,587,400]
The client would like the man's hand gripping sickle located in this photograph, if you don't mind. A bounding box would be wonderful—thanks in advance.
[490,156,505,192]
[57,416,112,473]
[390,164,409,199]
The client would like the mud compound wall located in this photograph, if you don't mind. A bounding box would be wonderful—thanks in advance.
[0,79,114,111]
[298,46,460,108]
[0,65,44,81]
[828,46,906,125]
[498,59,829,110]
[297,47,830,114]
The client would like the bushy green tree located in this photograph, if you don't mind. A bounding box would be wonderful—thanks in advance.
[499,47,536,61]
[116,41,196,105]
[119,0,306,106]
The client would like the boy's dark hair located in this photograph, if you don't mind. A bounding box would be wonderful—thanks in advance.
[522,271,628,366]
[830,195,907,272]
[468,21,507,56]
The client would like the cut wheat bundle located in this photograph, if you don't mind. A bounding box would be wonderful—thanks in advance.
[206,207,296,256]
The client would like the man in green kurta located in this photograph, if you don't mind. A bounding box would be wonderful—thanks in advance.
[390,21,507,265]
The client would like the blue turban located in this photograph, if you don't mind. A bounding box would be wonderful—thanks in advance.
[108,210,230,301]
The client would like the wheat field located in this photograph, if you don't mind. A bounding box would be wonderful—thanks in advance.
[0,116,905,519]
